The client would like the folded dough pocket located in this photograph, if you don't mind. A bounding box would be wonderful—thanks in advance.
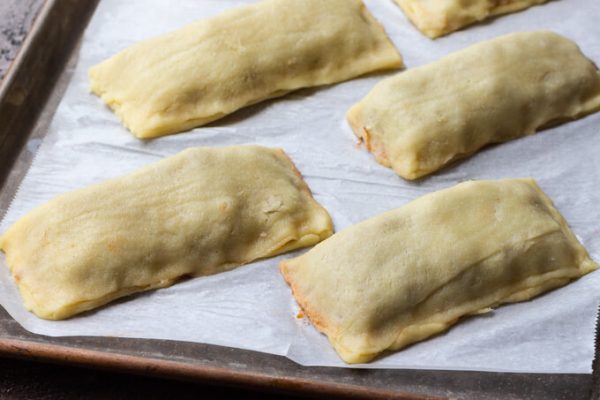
[89,0,402,139]
[347,31,600,180]
[395,0,550,38]
[0,146,333,320]
[280,178,598,364]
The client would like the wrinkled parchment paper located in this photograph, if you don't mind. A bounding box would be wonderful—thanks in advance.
[1,0,599,373]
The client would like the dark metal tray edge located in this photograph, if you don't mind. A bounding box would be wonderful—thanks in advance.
[0,338,439,400]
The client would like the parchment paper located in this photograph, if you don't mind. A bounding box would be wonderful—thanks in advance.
[1,0,599,373]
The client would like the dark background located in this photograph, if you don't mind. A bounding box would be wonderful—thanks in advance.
[0,357,296,399]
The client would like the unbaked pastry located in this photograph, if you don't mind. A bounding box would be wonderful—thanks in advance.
[280,178,598,364]
[89,0,402,139]
[0,146,333,320]
[395,0,549,38]
[347,31,600,180]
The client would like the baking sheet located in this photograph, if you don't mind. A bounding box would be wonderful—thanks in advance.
[1,0,599,373]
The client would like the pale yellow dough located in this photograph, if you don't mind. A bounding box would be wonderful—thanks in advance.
[395,0,549,38]
[0,146,333,320]
[280,179,598,364]
[89,0,402,139]
[347,31,600,180]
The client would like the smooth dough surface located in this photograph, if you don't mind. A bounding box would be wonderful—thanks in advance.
[347,31,600,180]
[395,0,549,38]
[280,179,598,364]
[89,0,402,139]
[0,146,333,320]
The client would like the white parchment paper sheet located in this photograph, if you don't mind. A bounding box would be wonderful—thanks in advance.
[1,0,599,373]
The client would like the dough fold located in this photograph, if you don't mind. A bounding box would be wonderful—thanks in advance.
[89,0,402,138]
[280,178,597,364]
[395,0,549,38]
[0,146,333,320]
[347,31,600,180]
